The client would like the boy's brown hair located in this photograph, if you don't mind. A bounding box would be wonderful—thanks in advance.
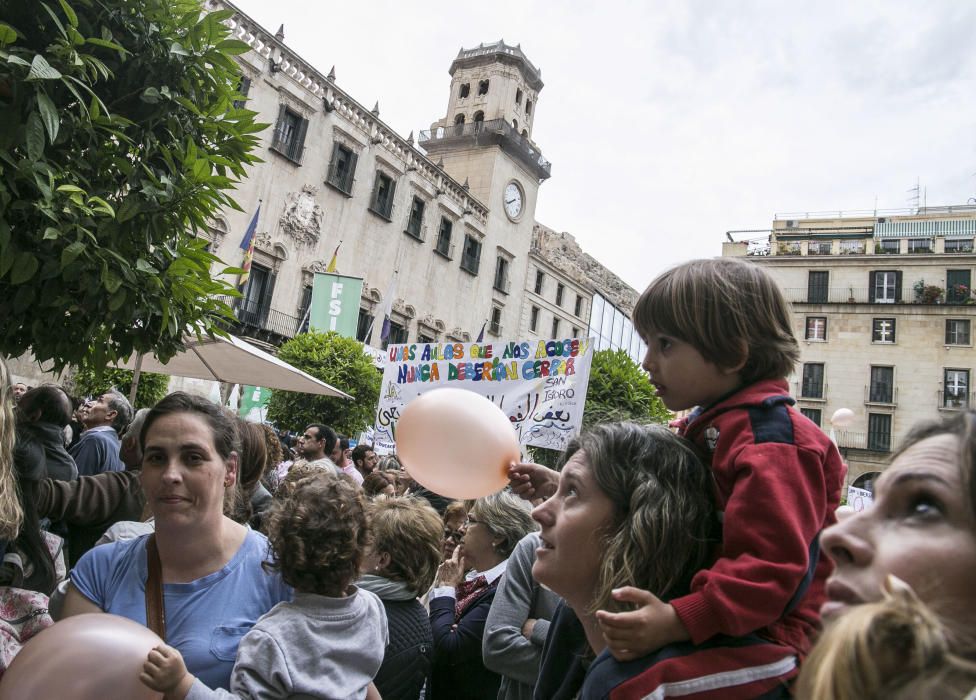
[633,258,799,385]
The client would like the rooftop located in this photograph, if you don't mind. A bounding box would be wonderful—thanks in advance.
[450,41,543,90]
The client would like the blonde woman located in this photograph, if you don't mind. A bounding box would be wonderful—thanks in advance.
[0,358,24,544]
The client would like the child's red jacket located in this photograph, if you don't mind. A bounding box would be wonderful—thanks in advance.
[671,378,847,655]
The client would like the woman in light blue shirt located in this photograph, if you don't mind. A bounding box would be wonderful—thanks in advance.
[60,392,291,690]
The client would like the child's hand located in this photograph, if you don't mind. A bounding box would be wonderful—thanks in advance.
[141,644,195,700]
[507,462,558,500]
[595,587,690,662]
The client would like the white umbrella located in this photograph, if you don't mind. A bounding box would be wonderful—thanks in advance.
[116,333,352,401]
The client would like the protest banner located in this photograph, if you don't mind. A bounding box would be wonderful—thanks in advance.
[309,272,364,337]
[373,337,594,453]
[847,485,874,513]
[239,385,271,422]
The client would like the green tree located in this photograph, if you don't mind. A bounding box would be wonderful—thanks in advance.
[70,366,169,409]
[530,348,670,468]
[266,332,382,437]
[0,1,265,373]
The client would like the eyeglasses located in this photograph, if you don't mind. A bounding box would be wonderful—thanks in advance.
[464,515,479,527]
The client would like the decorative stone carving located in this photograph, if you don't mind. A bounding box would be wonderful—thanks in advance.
[392,298,407,315]
[304,260,331,273]
[254,232,273,250]
[279,185,324,246]
[420,313,437,329]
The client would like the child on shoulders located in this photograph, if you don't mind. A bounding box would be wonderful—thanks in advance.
[141,471,388,700]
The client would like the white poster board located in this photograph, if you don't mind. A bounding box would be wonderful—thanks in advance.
[373,338,594,453]
[846,485,874,512]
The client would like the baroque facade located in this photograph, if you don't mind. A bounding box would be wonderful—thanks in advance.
[198,0,575,359]
[724,205,976,489]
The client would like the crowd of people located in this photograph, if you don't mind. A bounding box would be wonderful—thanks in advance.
[1,257,975,699]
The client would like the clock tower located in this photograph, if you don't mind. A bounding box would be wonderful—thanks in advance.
[420,41,550,222]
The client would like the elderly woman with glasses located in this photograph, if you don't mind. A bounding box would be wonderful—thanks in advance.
[428,489,537,700]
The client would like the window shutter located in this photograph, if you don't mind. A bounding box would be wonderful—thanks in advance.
[385,178,396,217]
[326,144,338,185]
[868,271,877,303]
[894,271,903,302]
[274,104,287,143]
[371,174,381,209]
[292,117,308,163]
[260,272,277,326]
[344,152,358,193]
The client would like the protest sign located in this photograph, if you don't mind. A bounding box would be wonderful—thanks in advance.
[373,337,594,453]
[847,485,874,512]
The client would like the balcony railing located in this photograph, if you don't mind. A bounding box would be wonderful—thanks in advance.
[939,390,973,410]
[216,296,303,343]
[835,430,892,453]
[782,287,976,305]
[419,118,551,179]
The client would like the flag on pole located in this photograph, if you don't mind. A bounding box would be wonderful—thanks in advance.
[325,240,342,273]
[379,271,399,342]
[476,319,487,343]
[238,204,261,291]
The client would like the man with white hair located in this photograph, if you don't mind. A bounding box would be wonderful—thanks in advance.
[69,390,133,475]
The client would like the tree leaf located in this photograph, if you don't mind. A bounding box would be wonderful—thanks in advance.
[85,37,126,53]
[57,0,78,27]
[108,287,127,311]
[27,54,62,81]
[116,196,141,223]
[61,240,85,268]
[216,39,251,55]
[37,91,59,142]
[10,252,39,284]
[25,112,45,160]
[141,86,160,104]
[87,195,115,217]
[43,227,60,240]
[0,23,17,46]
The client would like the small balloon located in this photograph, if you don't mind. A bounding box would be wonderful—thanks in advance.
[0,613,163,700]
[396,388,519,499]
[830,408,855,429]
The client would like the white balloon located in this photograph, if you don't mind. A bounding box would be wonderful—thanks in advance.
[831,408,855,428]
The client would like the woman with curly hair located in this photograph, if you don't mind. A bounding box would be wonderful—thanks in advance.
[362,470,396,499]
[528,423,722,700]
[141,470,388,700]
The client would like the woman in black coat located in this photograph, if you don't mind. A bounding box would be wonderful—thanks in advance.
[428,490,537,700]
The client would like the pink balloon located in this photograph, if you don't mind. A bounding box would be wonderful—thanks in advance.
[397,388,520,499]
[0,614,163,700]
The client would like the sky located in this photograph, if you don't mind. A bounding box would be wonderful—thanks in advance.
[231,0,976,291]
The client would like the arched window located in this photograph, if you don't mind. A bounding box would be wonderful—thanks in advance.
[454,113,465,126]
[473,111,484,122]
[512,119,518,130]
[525,99,532,115]
[521,129,528,138]
[515,88,523,105]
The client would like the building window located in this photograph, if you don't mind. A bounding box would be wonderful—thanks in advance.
[572,326,579,338]
[489,306,503,335]
[297,285,313,332]
[454,113,465,126]
[493,256,510,294]
[807,271,829,303]
[946,238,974,253]
[946,269,972,304]
[435,218,453,258]
[868,413,892,452]
[805,316,827,341]
[356,308,374,342]
[326,143,358,195]
[801,363,824,399]
[869,366,894,403]
[405,197,425,239]
[417,331,435,344]
[574,294,584,317]
[944,369,970,408]
[459,83,470,98]
[368,172,396,220]
[534,270,544,294]
[799,407,822,426]
[233,75,251,109]
[551,317,560,338]
[478,79,489,96]
[473,110,485,124]
[872,318,896,343]
[460,235,481,275]
[382,321,408,349]
[530,306,539,332]
[839,240,865,255]
[555,283,565,307]
[907,238,934,254]
[238,263,275,328]
[515,88,523,106]
[808,241,832,256]
[868,270,901,303]
[270,106,308,164]
[946,319,971,346]
[876,239,899,254]
[525,99,532,115]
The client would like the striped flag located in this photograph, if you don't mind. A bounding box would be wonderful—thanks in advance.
[238,204,260,291]
[325,240,342,273]
[379,271,399,342]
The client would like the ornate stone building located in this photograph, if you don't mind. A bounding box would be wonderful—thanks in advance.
[724,205,976,489]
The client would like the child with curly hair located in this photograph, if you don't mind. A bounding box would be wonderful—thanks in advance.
[140,471,388,700]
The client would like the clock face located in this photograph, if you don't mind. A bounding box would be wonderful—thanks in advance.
[504,182,524,220]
